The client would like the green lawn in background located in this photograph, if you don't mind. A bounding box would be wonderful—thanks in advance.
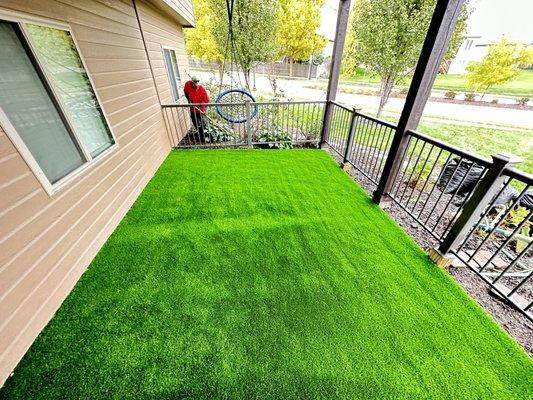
[344,69,533,98]
[417,122,533,173]
[1,150,531,399]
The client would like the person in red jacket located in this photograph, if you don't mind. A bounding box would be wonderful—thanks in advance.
[183,76,210,143]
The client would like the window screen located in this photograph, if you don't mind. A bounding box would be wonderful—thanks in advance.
[26,24,114,158]
[163,48,182,103]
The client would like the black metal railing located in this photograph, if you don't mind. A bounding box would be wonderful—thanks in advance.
[162,101,325,148]
[388,130,492,242]
[320,101,531,320]
[343,111,396,186]
[449,168,532,315]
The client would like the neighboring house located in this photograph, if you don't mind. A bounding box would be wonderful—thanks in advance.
[448,37,533,74]
[0,0,194,385]
[447,0,533,74]
[447,35,483,74]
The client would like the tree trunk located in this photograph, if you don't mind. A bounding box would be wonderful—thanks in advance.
[377,76,394,118]
[243,69,251,90]
[218,62,224,85]
[289,59,293,77]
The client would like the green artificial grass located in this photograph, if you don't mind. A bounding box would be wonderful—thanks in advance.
[1,150,531,399]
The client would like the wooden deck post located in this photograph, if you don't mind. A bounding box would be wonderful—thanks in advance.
[320,0,351,148]
[372,0,466,204]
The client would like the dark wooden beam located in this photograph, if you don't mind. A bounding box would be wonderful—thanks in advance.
[372,0,466,203]
[320,0,351,146]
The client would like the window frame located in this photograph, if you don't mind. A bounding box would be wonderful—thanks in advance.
[161,45,182,104]
[0,9,118,196]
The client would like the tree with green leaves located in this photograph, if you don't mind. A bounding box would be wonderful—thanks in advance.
[277,0,326,76]
[346,0,468,117]
[466,37,533,98]
[207,0,280,89]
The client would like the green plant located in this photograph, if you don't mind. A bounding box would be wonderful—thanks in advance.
[256,126,293,149]
[204,121,235,143]
[345,0,469,116]
[466,37,533,98]
[501,206,532,252]
[465,92,476,102]
[444,91,456,100]
[517,97,530,106]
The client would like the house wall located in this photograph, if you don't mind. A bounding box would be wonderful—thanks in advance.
[0,0,191,385]
[137,0,190,104]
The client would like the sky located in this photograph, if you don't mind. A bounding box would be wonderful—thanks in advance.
[466,0,533,43]
[319,0,533,44]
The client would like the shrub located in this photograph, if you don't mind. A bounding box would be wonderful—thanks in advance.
[444,91,456,100]
[517,97,530,106]
[465,93,476,102]
[205,121,235,143]
[256,126,293,149]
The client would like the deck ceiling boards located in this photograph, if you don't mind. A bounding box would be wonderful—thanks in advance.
[0,0,192,385]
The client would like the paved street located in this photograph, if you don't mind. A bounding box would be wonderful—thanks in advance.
[193,70,533,130]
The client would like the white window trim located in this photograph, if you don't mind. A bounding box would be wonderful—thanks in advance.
[0,8,119,196]
[162,45,182,104]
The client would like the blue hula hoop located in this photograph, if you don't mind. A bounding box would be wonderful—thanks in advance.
[215,89,258,123]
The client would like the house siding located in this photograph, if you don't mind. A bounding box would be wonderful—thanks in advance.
[0,0,192,385]
[137,0,190,104]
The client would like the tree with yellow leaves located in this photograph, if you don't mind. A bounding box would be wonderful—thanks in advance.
[277,0,326,76]
[184,0,223,76]
[466,37,533,98]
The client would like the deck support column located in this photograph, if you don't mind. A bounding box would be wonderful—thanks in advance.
[372,0,466,204]
[320,0,351,148]
[437,154,521,258]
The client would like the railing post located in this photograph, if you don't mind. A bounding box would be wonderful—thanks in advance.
[320,101,333,148]
[429,153,521,267]
[372,0,466,205]
[245,100,252,147]
[341,108,358,169]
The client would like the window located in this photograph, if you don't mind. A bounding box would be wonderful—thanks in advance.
[0,16,115,193]
[162,47,182,103]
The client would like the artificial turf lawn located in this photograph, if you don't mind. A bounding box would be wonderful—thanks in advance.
[1,150,531,399]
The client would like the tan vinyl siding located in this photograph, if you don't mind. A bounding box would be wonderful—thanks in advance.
[0,0,189,384]
[137,0,189,104]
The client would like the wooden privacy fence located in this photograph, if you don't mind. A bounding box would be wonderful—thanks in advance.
[188,58,318,79]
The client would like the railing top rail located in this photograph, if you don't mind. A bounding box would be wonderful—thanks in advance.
[254,100,327,106]
[162,102,246,107]
[407,130,492,167]
[162,100,327,108]
[354,111,397,130]
[504,166,533,185]
[330,100,353,113]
